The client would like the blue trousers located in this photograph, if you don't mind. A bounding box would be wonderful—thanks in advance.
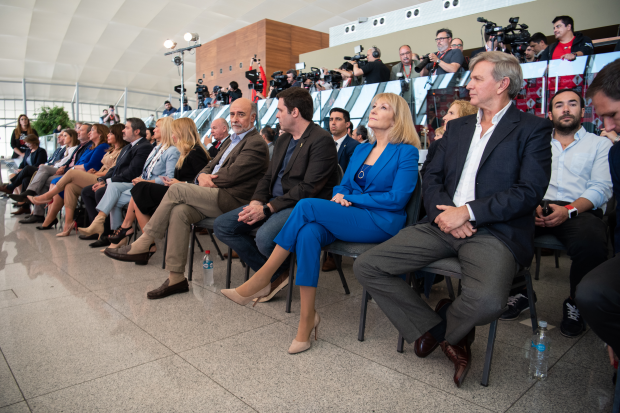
[96,182,133,230]
[214,202,294,282]
[275,198,391,288]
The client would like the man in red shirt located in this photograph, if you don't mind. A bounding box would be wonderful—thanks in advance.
[540,16,593,62]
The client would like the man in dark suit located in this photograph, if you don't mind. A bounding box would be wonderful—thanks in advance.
[106,98,269,300]
[214,87,338,302]
[206,118,230,159]
[80,118,153,247]
[355,51,553,388]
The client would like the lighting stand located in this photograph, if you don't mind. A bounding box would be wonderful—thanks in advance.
[165,43,202,116]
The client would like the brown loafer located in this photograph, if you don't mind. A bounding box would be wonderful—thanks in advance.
[147,279,189,300]
[321,254,337,272]
[11,205,31,215]
[104,243,155,266]
[256,268,290,303]
[440,327,475,388]
[414,298,453,358]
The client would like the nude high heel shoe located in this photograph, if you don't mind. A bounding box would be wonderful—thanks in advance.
[221,284,271,307]
[77,214,105,238]
[288,311,321,354]
[101,236,128,252]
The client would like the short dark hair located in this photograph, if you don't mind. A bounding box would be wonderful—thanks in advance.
[329,107,350,123]
[276,87,313,122]
[452,38,463,45]
[103,109,108,113]
[126,118,147,138]
[148,127,155,136]
[586,59,620,101]
[436,28,453,39]
[530,32,548,45]
[356,125,368,141]
[261,126,275,142]
[549,88,585,112]
[109,105,114,109]
[230,81,238,90]
[286,69,297,77]
[429,107,436,113]
[553,16,574,32]
[165,100,171,104]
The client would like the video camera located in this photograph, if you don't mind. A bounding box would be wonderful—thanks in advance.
[212,85,229,103]
[324,71,344,88]
[269,71,288,92]
[245,70,264,93]
[478,16,531,61]
[195,79,209,109]
[344,45,368,68]
[296,67,322,85]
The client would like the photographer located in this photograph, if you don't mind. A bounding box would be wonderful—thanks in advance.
[286,70,302,88]
[420,29,464,76]
[332,62,354,87]
[226,81,242,103]
[101,105,120,125]
[529,32,548,61]
[390,45,419,81]
[470,33,509,60]
[162,101,177,117]
[539,16,593,62]
[350,47,390,84]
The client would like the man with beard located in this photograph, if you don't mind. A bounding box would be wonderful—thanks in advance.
[500,89,612,339]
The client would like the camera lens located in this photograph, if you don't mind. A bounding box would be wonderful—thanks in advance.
[406,11,411,18]
[380,18,384,24]
[444,1,450,8]
[414,9,419,16]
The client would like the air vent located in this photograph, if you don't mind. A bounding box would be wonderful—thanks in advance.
[406,8,420,19]
[443,0,460,10]
[372,16,386,27]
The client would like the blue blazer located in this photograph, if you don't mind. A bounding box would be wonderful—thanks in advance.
[333,142,419,236]
[143,145,180,184]
[337,135,360,173]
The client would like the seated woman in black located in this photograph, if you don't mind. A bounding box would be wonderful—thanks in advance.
[105,118,210,247]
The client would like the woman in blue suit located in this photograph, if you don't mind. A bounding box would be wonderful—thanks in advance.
[222,93,420,354]
[77,117,179,242]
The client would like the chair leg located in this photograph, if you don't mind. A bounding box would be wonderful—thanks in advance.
[161,229,168,269]
[613,363,620,413]
[187,225,196,282]
[524,269,538,334]
[205,228,225,261]
[535,247,542,280]
[285,254,296,313]
[133,219,139,242]
[333,254,350,295]
[225,247,233,289]
[554,250,560,268]
[445,276,456,301]
[244,261,250,282]
[481,320,498,387]
[397,333,405,353]
[358,289,370,342]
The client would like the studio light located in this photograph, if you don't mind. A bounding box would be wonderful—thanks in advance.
[172,56,182,66]
[164,39,177,49]
[184,32,199,42]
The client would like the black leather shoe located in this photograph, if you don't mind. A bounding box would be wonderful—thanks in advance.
[89,236,110,248]
[79,234,99,241]
[146,279,189,300]
[19,214,45,224]
[105,243,156,265]
[10,190,35,202]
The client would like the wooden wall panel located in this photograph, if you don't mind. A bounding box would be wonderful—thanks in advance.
[195,19,328,106]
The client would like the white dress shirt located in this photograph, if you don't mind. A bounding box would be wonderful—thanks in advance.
[544,126,612,212]
[453,101,513,221]
[334,135,346,152]
[212,127,254,174]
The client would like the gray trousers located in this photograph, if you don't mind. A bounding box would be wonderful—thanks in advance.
[354,223,517,345]
[143,183,224,274]
[27,165,59,216]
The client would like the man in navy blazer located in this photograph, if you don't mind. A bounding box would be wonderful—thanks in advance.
[355,52,553,387]
[80,118,153,246]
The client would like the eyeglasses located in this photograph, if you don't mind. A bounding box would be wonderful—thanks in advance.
[435,37,450,42]
[451,44,463,48]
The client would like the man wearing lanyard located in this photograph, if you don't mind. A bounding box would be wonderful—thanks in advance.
[420,28,464,77]
[390,45,420,81]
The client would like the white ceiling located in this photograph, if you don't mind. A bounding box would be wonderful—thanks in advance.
[0,0,426,110]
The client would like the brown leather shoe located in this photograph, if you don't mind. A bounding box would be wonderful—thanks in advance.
[147,279,189,300]
[11,205,31,215]
[322,254,337,272]
[0,185,13,194]
[223,250,239,259]
[440,328,475,388]
[414,298,453,358]
[256,268,290,303]
[104,243,155,265]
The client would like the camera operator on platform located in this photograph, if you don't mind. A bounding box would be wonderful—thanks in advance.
[420,29,464,76]
[470,33,509,60]
[529,32,548,62]
[539,16,593,62]
[350,47,390,84]
[390,45,420,81]
[286,70,302,88]
[332,62,354,87]
[226,81,242,103]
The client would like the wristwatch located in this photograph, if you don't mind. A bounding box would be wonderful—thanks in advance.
[564,205,578,219]
[263,204,272,218]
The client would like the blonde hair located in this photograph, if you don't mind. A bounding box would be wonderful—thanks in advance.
[156,116,174,150]
[368,93,420,148]
[450,100,478,117]
[171,118,210,169]
[434,126,446,139]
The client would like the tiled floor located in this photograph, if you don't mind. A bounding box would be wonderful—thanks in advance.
[0,197,616,412]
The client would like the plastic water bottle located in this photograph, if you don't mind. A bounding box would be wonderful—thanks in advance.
[203,250,214,287]
[528,320,550,381]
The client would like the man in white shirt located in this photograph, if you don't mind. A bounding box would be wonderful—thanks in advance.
[355,52,553,388]
[501,89,612,338]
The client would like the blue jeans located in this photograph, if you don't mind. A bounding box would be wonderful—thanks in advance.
[214,202,294,282]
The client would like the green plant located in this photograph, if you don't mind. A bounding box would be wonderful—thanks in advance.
[32,106,74,135]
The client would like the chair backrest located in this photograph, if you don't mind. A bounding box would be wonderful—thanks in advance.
[336,164,344,185]
[404,172,423,227]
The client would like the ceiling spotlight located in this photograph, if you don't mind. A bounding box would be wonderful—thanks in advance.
[184,32,199,42]
[172,56,182,66]
[164,39,177,49]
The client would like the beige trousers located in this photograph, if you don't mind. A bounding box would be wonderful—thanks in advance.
[53,169,99,210]
[143,183,224,273]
